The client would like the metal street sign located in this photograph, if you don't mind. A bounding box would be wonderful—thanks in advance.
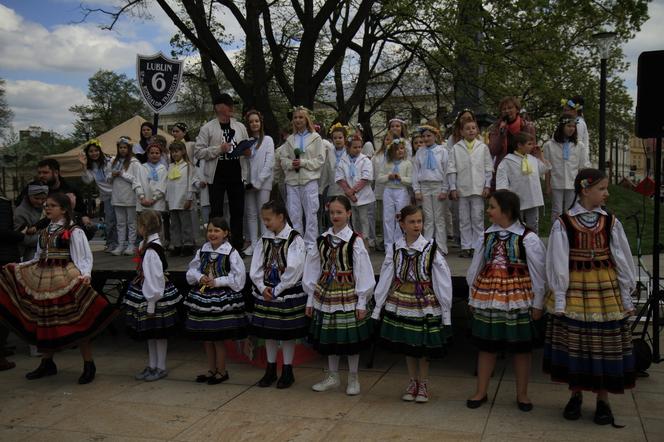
[136,52,183,114]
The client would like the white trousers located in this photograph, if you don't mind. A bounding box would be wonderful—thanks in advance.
[458,195,484,250]
[170,209,194,247]
[383,187,410,247]
[351,203,371,240]
[420,181,448,254]
[521,207,540,234]
[245,188,271,245]
[114,205,136,248]
[551,189,575,222]
[287,181,319,247]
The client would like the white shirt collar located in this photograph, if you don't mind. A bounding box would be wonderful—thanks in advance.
[395,234,429,252]
[140,233,162,248]
[262,224,293,240]
[568,202,607,217]
[322,225,354,242]
[486,221,525,235]
[201,241,233,254]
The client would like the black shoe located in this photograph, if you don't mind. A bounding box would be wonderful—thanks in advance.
[466,395,488,409]
[258,362,277,388]
[78,360,96,384]
[594,400,624,427]
[25,358,57,380]
[196,370,215,383]
[276,364,295,389]
[208,370,229,385]
[563,393,582,420]
[517,401,533,412]
[170,247,182,257]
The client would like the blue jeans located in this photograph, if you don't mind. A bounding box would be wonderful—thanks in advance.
[101,193,118,248]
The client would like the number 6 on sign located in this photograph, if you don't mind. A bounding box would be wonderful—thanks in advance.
[151,72,166,92]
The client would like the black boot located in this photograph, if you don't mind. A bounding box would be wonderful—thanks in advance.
[258,362,277,387]
[78,360,96,385]
[563,392,582,420]
[276,364,295,389]
[25,358,57,380]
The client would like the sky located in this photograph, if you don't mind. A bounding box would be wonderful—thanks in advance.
[1,0,663,136]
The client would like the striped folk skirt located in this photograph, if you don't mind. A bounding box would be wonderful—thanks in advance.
[0,262,117,351]
[471,308,538,353]
[250,283,308,340]
[377,282,450,358]
[543,315,635,393]
[183,287,248,341]
[123,280,182,340]
[309,309,372,356]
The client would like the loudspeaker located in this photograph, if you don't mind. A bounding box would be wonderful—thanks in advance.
[635,50,664,138]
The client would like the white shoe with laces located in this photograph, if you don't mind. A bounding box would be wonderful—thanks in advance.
[110,245,124,256]
[415,381,429,403]
[402,379,419,401]
[123,246,135,256]
[312,372,340,392]
[346,372,360,396]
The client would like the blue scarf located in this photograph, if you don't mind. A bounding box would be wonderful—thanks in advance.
[296,131,309,151]
[92,164,106,182]
[562,140,571,161]
[334,148,345,163]
[349,155,357,179]
[146,162,160,181]
[425,145,437,170]
[391,160,401,183]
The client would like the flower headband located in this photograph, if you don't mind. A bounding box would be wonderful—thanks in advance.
[561,98,583,110]
[559,116,576,125]
[580,177,594,189]
[86,138,102,148]
[117,136,132,145]
[391,137,405,146]
[328,122,348,134]
[388,117,406,125]
[417,125,440,135]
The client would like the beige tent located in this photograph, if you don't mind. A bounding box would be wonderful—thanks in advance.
[49,116,173,178]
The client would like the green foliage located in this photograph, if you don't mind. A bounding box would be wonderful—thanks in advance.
[69,70,150,142]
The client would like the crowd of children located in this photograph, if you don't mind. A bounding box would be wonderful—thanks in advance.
[0,95,640,428]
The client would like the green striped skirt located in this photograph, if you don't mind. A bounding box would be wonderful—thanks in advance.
[471,308,538,353]
[378,311,451,358]
[308,309,372,355]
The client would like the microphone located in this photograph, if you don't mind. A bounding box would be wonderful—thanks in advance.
[499,114,509,135]
[294,148,302,173]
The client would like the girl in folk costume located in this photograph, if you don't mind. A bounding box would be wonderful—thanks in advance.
[377,138,413,249]
[172,122,206,239]
[543,113,592,222]
[249,200,307,388]
[496,132,551,234]
[448,119,494,258]
[136,143,167,217]
[304,196,375,395]
[335,135,376,245]
[184,217,248,385]
[279,106,326,247]
[466,190,546,411]
[243,110,275,256]
[123,210,182,382]
[134,122,154,164]
[79,139,117,252]
[372,205,453,403]
[0,192,117,384]
[412,125,449,255]
[166,141,200,257]
[544,169,636,427]
[488,96,537,189]
[109,136,143,256]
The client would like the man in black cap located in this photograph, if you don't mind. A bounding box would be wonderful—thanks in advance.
[194,93,248,250]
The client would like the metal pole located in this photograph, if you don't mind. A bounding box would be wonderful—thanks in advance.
[615,139,619,184]
[153,113,160,135]
[609,136,614,183]
[653,135,662,361]
[598,58,608,172]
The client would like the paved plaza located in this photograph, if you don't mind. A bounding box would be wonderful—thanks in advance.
[1,325,663,441]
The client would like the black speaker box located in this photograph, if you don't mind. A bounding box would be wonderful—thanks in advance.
[635,50,664,138]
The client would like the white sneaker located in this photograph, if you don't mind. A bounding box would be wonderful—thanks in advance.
[312,372,340,392]
[123,246,135,256]
[144,368,168,382]
[135,366,154,381]
[346,372,360,396]
[110,245,125,256]
[242,245,253,256]
[415,381,429,403]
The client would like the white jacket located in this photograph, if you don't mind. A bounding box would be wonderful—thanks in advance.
[165,161,201,210]
[412,143,449,194]
[543,139,591,190]
[244,135,275,191]
[109,157,142,207]
[335,152,375,206]
[448,139,493,197]
[320,141,346,197]
[135,162,168,212]
[194,117,249,183]
[279,131,325,186]
[81,157,113,195]
[495,153,550,210]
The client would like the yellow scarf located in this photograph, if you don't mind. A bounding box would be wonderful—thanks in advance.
[514,151,532,175]
[167,160,183,180]
[465,139,476,152]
